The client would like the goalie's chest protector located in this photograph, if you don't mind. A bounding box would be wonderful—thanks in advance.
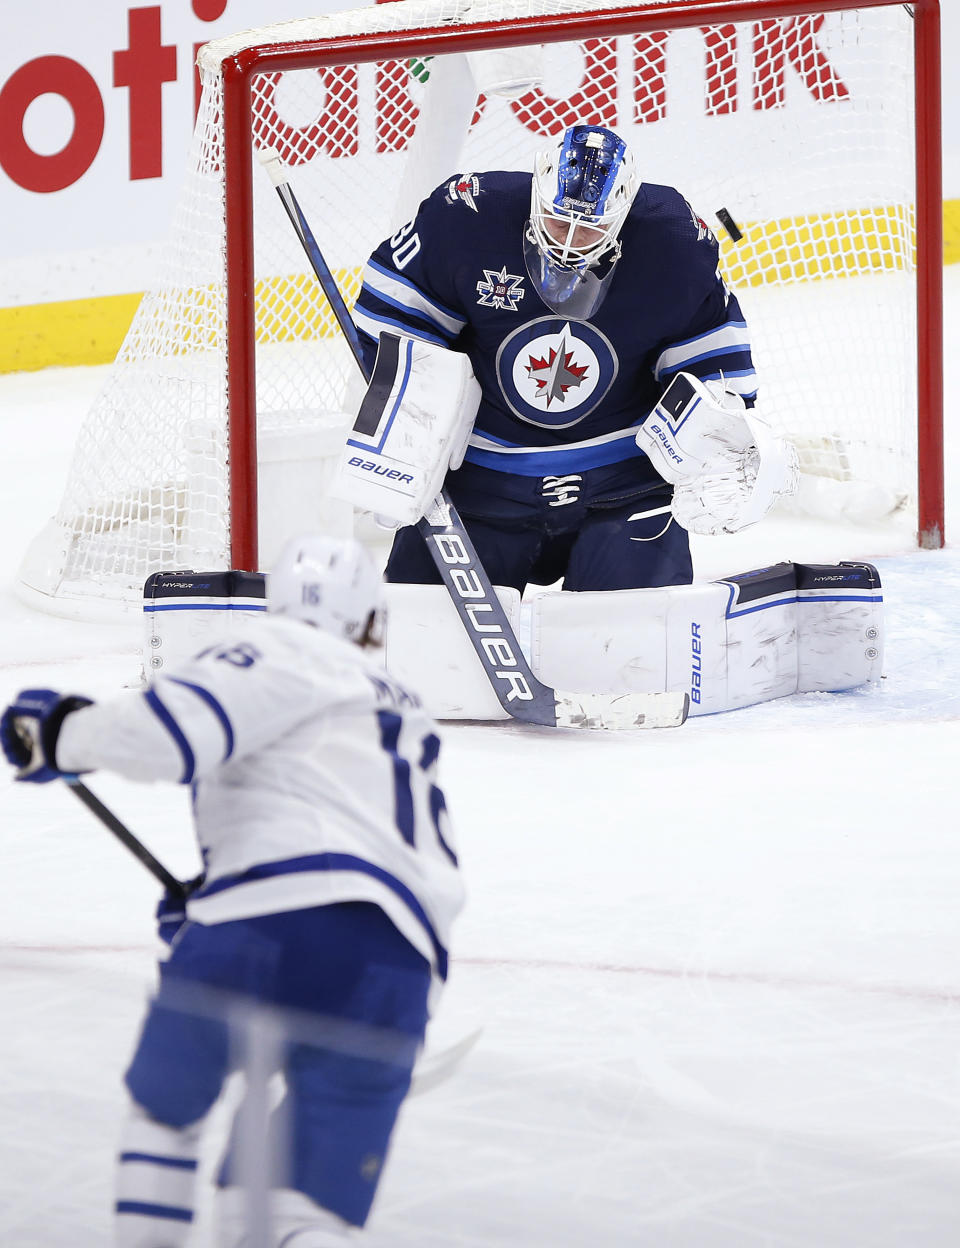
[416,173,723,443]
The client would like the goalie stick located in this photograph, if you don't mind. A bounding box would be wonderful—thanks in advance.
[64,778,187,898]
[260,148,687,731]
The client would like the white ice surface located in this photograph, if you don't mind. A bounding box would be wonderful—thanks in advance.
[1,269,959,1246]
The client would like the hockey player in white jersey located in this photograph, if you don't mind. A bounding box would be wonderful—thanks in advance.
[1,536,465,1247]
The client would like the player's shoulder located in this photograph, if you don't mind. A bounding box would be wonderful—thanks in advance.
[630,182,717,247]
[255,616,431,714]
[257,612,363,668]
[181,612,360,678]
[422,169,530,221]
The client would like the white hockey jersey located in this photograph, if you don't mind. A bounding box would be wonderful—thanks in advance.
[56,615,464,981]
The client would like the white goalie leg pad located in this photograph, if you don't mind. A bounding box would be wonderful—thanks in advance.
[794,562,884,692]
[332,334,481,526]
[529,562,882,716]
[141,571,267,682]
[382,582,520,720]
[217,1186,354,1247]
[115,1099,204,1247]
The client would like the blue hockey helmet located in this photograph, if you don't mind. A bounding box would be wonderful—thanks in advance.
[524,124,639,319]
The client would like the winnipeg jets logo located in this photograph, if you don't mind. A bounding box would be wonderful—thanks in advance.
[476,267,525,312]
[445,174,481,211]
[496,318,618,430]
[525,331,589,407]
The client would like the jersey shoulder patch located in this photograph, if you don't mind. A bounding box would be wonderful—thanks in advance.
[435,169,529,216]
[682,197,716,245]
[629,183,720,274]
[443,173,484,211]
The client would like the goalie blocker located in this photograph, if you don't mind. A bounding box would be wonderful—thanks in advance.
[330,333,481,526]
[143,562,882,719]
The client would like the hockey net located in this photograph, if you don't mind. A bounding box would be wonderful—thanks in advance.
[17,0,942,616]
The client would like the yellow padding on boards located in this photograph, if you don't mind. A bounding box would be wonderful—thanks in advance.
[944,197,960,266]
[0,292,144,372]
[1,205,958,374]
[720,205,912,284]
[721,200,960,284]
[254,269,362,344]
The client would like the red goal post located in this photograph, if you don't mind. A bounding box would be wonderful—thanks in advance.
[17,0,943,617]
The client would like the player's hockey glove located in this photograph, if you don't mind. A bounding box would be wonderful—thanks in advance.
[0,689,93,784]
[156,874,206,948]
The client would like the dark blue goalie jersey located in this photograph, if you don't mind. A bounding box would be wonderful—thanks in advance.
[354,171,757,480]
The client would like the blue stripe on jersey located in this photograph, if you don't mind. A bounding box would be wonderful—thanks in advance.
[197,853,449,979]
[119,1152,198,1171]
[463,434,647,476]
[143,689,195,784]
[364,258,466,332]
[654,321,753,382]
[697,367,755,381]
[691,368,758,402]
[656,318,749,357]
[166,678,235,762]
[658,345,755,374]
[357,293,459,344]
[353,305,452,349]
[115,1201,193,1222]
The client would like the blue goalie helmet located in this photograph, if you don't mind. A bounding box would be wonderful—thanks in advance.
[524,123,640,320]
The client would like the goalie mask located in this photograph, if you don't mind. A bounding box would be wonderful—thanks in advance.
[268,535,386,647]
[524,124,640,320]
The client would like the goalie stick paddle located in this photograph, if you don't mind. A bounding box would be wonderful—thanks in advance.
[259,148,688,731]
[64,778,187,898]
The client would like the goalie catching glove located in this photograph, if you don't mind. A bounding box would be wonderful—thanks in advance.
[635,372,799,535]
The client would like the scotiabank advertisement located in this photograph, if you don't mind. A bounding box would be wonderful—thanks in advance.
[0,0,353,303]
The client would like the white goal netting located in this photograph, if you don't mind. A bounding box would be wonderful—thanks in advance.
[18,0,925,615]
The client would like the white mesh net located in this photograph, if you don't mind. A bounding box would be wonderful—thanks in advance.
[19,0,922,614]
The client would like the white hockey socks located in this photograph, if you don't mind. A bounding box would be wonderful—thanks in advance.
[114,1101,203,1248]
[217,1186,354,1247]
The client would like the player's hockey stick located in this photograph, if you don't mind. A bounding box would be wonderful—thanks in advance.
[64,778,187,898]
[260,149,687,730]
[410,1025,482,1096]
